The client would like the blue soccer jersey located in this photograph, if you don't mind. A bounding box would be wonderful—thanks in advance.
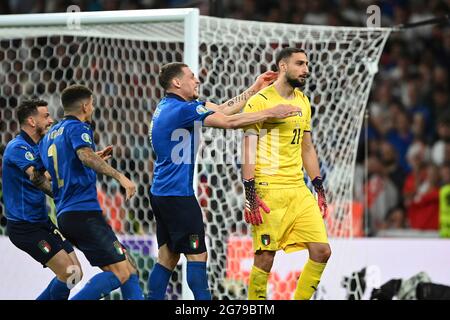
[39,116,102,216]
[2,131,47,222]
[150,93,214,196]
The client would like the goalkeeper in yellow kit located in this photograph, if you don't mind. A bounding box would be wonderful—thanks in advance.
[242,47,331,300]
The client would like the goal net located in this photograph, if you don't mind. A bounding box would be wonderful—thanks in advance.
[0,9,391,299]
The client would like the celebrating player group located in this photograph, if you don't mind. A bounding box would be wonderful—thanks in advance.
[2,47,329,300]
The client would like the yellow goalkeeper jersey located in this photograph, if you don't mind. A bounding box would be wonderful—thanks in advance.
[243,84,311,188]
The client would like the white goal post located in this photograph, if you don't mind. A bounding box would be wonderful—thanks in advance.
[0,9,391,299]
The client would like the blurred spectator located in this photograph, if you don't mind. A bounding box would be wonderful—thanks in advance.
[383,206,408,230]
[407,164,440,230]
[379,140,406,192]
[386,109,414,172]
[403,140,431,208]
[431,116,450,166]
[365,155,399,236]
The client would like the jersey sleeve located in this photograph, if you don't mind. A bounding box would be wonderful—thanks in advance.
[303,95,312,132]
[178,100,214,128]
[68,122,95,151]
[242,94,266,134]
[32,147,45,171]
[9,144,41,173]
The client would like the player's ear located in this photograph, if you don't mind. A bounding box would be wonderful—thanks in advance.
[172,77,182,89]
[27,116,36,128]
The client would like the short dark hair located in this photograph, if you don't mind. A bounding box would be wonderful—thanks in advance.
[159,62,188,91]
[275,47,307,70]
[61,84,93,112]
[17,97,48,125]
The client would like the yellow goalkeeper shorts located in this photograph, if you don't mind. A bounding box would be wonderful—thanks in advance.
[252,185,328,253]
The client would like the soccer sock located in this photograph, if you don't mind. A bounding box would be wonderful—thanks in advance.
[70,271,121,300]
[294,258,327,300]
[50,277,70,300]
[248,265,269,300]
[36,277,57,300]
[186,261,211,300]
[36,277,69,300]
[147,263,172,300]
[121,273,144,300]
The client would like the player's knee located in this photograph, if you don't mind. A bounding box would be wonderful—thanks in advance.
[254,251,275,272]
[312,246,331,263]
[114,268,131,284]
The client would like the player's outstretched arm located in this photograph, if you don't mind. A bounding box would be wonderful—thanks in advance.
[205,71,278,115]
[302,132,328,217]
[26,166,53,197]
[76,147,136,200]
[204,104,300,129]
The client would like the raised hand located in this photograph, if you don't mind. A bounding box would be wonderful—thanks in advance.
[96,145,113,161]
[253,71,278,91]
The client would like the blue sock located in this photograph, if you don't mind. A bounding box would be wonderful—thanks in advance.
[187,261,211,300]
[147,263,172,300]
[36,277,56,300]
[50,277,70,300]
[36,277,70,300]
[71,271,121,300]
[121,274,143,300]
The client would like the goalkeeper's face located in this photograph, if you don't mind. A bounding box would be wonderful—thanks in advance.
[284,52,309,89]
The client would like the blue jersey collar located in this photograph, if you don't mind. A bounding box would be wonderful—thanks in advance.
[64,115,94,129]
[64,115,82,122]
[166,92,187,102]
[19,130,37,146]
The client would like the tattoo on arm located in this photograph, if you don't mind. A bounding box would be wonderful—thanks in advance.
[226,89,256,107]
[30,169,53,197]
[76,147,122,181]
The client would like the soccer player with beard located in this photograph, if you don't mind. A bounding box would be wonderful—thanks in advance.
[2,98,83,299]
[242,47,331,300]
[148,62,300,300]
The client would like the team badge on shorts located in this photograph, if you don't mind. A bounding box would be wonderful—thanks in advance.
[189,234,199,250]
[38,240,51,254]
[261,234,270,246]
[113,241,124,255]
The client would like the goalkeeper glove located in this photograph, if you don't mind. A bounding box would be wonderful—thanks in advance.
[312,176,328,218]
[243,178,270,226]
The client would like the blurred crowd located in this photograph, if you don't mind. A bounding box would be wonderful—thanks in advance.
[0,0,449,237]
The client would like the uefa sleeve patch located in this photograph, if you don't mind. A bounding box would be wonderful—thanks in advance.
[25,151,35,161]
[81,133,92,144]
